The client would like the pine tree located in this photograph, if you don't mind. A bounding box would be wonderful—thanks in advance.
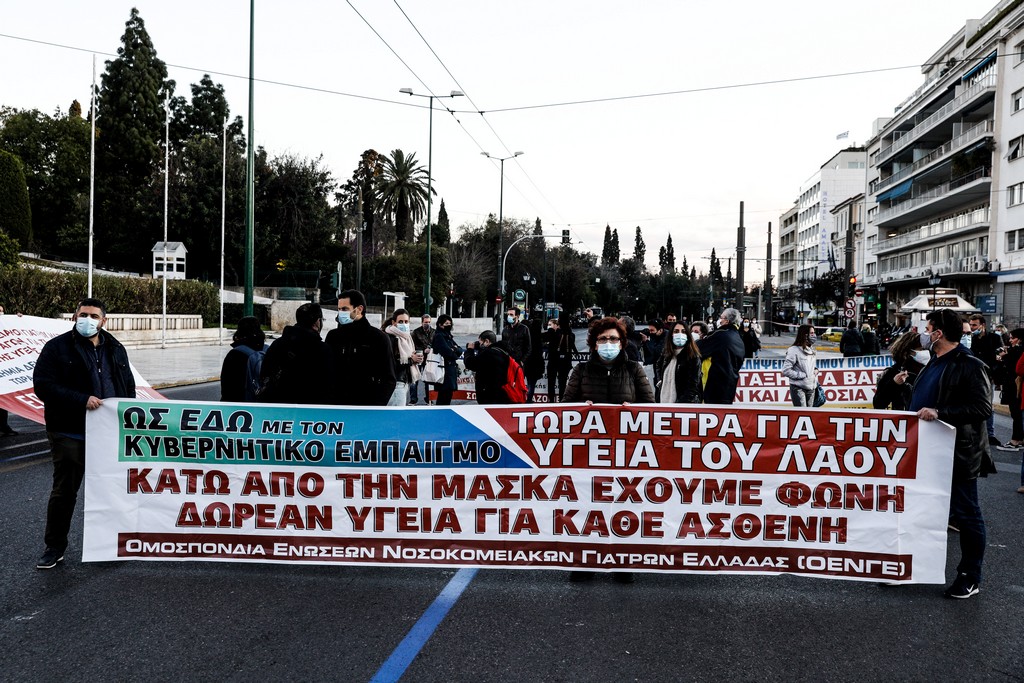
[434,198,451,246]
[665,235,675,272]
[633,225,646,265]
[601,224,614,266]
[610,228,620,264]
[95,7,173,270]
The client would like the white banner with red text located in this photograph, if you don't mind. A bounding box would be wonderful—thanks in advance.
[0,314,163,422]
[83,400,952,583]
[442,354,893,407]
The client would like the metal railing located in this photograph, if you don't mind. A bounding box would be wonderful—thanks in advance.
[872,205,990,253]
[875,167,991,224]
[876,74,997,161]
[874,120,993,193]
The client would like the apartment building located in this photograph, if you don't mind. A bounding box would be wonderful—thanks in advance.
[864,0,1024,326]
[776,149,866,322]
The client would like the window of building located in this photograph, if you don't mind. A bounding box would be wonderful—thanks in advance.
[1008,230,1024,252]
[1014,88,1024,113]
[1008,136,1024,161]
[1017,42,1024,64]
[1010,182,1024,207]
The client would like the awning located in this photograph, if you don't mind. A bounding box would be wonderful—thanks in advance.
[876,178,913,202]
[962,51,997,81]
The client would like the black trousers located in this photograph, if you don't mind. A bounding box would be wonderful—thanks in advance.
[44,433,86,553]
[547,362,571,402]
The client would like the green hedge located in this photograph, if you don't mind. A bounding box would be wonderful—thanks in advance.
[0,267,220,323]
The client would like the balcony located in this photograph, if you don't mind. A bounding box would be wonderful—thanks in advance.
[873,205,990,255]
[876,74,997,163]
[873,120,993,194]
[878,255,991,284]
[874,167,991,228]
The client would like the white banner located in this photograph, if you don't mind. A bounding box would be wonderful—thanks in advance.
[0,314,163,422]
[83,400,953,583]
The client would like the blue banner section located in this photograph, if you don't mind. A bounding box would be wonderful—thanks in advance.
[117,401,532,469]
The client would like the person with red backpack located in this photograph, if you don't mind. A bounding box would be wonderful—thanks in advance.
[464,330,525,404]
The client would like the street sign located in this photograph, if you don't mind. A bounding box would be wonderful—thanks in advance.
[844,298,856,311]
[976,294,997,314]
[495,295,503,303]
[844,308,856,319]
[706,305,714,314]
[513,289,526,302]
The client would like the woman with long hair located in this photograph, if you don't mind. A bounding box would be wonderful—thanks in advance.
[873,329,928,411]
[654,321,701,403]
[782,324,818,407]
[431,314,462,405]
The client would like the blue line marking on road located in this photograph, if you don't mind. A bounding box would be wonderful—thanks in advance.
[370,567,479,683]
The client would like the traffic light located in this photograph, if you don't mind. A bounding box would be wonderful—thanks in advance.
[562,229,571,245]
[848,276,857,286]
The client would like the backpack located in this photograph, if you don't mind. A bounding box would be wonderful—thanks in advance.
[502,354,529,404]
[232,345,266,402]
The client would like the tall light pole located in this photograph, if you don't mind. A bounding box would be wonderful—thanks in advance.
[244,0,255,316]
[399,88,464,315]
[481,151,523,334]
[501,234,560,333]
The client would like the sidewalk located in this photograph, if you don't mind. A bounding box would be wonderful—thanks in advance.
[130,343,232,388]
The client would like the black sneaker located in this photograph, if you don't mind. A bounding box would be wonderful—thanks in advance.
[943,574,980,599]
[35,548,64,570]
[996,441,1023,451]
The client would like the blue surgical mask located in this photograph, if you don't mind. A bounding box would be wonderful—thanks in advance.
[672,333,688,347]
[507,315,516,324]
[808,334,817,344]
[597,343,620,361]
[75,316,100,338]
[337,311,352,325]
[397,323,410,333]
[960,334,972,349]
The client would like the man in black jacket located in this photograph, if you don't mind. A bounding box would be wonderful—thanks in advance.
[463,330,511,404]
[697,308,746,405]
[33,298,136,570]
[259,303,334,405]
[501,307,531,366]
[911,308,992,599]
[326,289,396,406]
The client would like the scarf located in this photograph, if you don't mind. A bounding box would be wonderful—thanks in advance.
[660,349,679,403]
[386,325,420,383]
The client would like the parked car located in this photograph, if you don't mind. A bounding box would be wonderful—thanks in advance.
[821,327,843,342]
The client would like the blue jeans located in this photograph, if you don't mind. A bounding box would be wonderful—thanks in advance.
[790,386,814,407]
[948,477,986,583]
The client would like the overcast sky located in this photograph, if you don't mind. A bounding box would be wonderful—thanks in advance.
[0,0,1001,285]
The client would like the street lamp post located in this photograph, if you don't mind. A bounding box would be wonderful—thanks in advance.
[482,151,524,334]
[927,270,941,312]
[400,88,464,315]
[500,234,560,333]
[878,284,886,326]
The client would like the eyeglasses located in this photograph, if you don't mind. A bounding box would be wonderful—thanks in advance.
[596,335,621,343]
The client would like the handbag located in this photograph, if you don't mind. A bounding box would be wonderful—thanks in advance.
[813,385,826,407]
[421,352,445,383]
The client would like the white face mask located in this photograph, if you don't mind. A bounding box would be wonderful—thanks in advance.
[672,333,688,347]
[912,349,931,366]
[960,334,972,349]
[75,316,100,338]
[597,343,620,361]
[397,323,410,333]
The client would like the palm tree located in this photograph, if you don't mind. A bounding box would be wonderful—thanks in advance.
[377,149,433,243]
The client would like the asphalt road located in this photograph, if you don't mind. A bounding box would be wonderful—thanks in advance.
[2,383,1023,682]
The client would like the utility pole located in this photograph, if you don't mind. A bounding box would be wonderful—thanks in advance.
[356,187,364,292]
[765,222,774,333]
[736,201,745,312]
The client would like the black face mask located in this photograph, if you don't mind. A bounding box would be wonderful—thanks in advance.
[443,325,452,331]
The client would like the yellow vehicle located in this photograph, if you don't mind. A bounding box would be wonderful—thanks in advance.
[820,327,843,342]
